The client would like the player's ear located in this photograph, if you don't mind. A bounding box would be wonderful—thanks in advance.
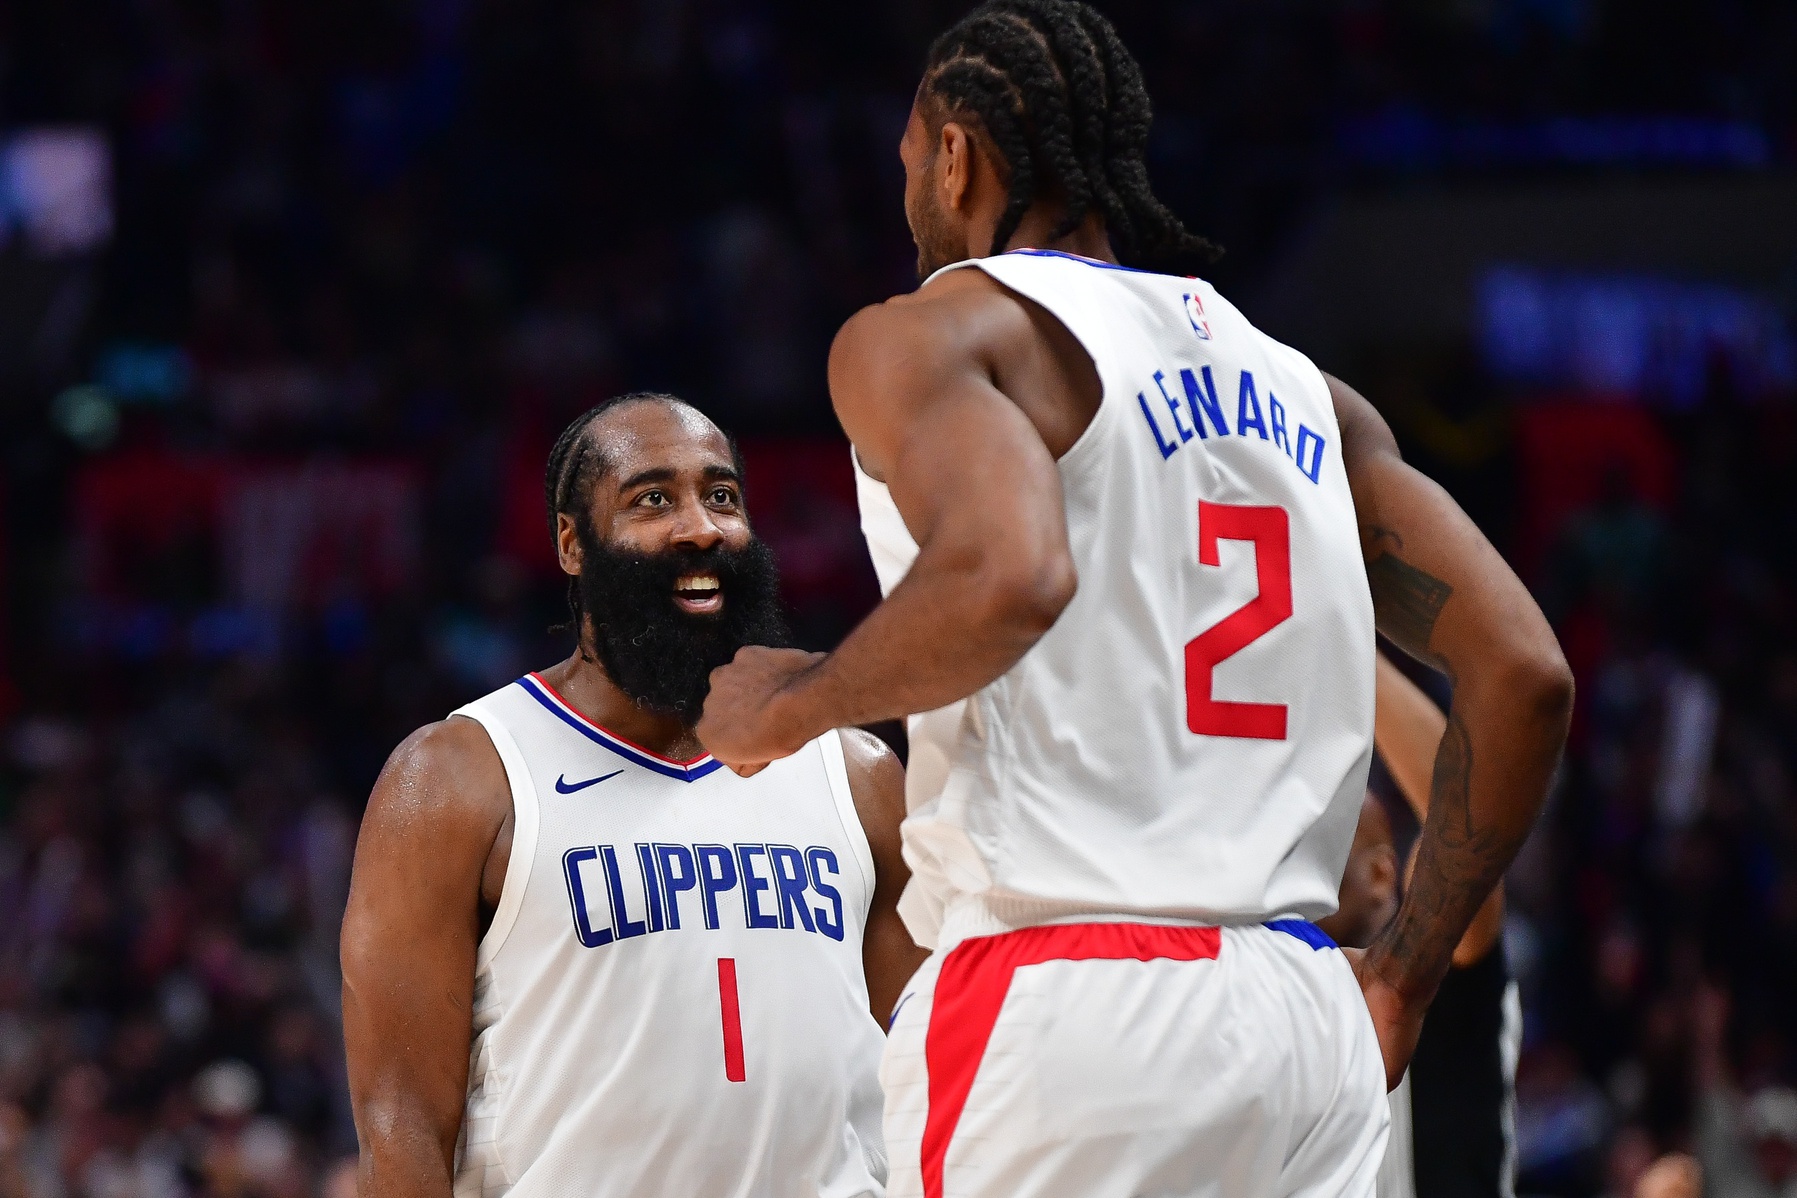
[939,120,974,212]
[556,513,583,576]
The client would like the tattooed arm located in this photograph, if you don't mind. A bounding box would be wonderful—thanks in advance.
[1375,653,1505,968]
[1331,375,1573,1088]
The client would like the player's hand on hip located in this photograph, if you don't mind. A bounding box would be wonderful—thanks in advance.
[1346,947,1429,1092]
[698,647,826,777]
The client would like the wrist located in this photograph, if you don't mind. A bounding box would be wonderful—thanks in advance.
[766,657,835,750]
[1361,929,1449,1006]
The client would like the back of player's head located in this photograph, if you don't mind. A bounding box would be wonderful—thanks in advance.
[921,0,1219,274]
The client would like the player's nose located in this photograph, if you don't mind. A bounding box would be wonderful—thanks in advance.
[667,497,727,550]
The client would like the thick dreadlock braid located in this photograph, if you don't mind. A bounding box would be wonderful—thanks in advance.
[1076,3,1182,262]
[924,47,1040,268]
[922,0,1219,273]
[1027,0,1135,247]
[974,14,1096,227]
[1004,0,1117,240]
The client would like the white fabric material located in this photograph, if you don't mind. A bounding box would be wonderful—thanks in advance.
[448,678,888,1197]
[1376,1073,1416,1198]
[855,250,1377,949]
[880,924,1389,1197]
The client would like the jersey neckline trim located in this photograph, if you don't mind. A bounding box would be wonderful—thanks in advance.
[516,673,724,782]
[1001,247,1172,276]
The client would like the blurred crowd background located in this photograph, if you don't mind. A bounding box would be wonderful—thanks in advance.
[0,0,1795,1195]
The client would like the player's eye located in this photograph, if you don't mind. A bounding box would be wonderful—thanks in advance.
[708,487,738,506]
[637,490,669,508]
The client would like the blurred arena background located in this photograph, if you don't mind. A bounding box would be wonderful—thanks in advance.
[0,1,1794,1195]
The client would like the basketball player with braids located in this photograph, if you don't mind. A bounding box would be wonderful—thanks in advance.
[698,3,1574,1196]
[342,394,926,1196]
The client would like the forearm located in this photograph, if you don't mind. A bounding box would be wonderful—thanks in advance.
[359,1146,455,1197]
[353,1098,459,1197]
[778,541,1071,737]
[1375,652,1506,966]
[1375,664,1563,991]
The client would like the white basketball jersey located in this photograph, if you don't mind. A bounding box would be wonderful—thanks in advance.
[449,673,888,1198]
[855,249,1375,949]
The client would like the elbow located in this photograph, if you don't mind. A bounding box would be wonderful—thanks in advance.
[981,551,1077,639]
[1541,661,1576,740]
[1504,641,1575,739]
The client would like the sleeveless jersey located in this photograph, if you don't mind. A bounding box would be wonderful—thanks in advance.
[449,673,888,1198]
[855,249,1375,949]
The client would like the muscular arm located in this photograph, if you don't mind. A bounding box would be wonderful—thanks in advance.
[341,718,511,1197]
[1336,375,1572,1085]
[839,729,929,1024]
[695,291,1078,770]
[1374,653,1504,968]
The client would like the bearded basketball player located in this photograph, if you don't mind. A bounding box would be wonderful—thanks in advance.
[341,393,926,1196]
[696,3,1574,1197]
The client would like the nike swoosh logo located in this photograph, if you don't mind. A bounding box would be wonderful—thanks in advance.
[555,770,624,794]
[888,992,916,1031]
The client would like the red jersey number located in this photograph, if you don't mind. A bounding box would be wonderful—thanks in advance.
[1186,501,1292,740]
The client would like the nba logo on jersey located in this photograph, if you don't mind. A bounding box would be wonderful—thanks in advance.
[1184,292,1212,339]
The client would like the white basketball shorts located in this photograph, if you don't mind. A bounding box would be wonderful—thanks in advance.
[880,920,1389,1198]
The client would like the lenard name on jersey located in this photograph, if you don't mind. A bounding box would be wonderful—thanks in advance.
[1136,363,1328,485]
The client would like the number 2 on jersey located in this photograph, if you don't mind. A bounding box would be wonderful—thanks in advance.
[1186,501,1292,740]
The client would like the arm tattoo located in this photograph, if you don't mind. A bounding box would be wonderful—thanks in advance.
[1383,711,1506,985]
[1367,552,1453,656]
[1366,525,1405,552]
[1427,713,1483,851]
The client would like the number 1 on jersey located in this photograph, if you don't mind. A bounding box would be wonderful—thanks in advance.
[718,958,746,1083]
[1186,502,1292,740]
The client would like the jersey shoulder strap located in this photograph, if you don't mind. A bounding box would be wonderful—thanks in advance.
[448,688,541,969]
[943,250,1127,362]
[816,728,877,906]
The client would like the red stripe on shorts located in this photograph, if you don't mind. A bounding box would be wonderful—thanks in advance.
[920,922,1222,1198]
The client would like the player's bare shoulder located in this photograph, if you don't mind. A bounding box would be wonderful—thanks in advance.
[352,716,513,906]
[831,275,996,392]
[832,269,1026,373]
[371,717,509,826]
[829,270,1050,469]
[836,726,905,837]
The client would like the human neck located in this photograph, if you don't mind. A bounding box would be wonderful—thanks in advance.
[536,648,707,762]
[986,207,1117,265]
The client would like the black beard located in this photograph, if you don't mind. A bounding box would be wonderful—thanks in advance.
[575,530,791,722]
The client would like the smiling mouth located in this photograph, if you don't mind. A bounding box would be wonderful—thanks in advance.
[673,572,724,615]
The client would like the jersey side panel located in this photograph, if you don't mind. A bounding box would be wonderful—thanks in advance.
[820,728,877,922]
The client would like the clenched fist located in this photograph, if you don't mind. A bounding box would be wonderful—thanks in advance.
[697,646,827,777]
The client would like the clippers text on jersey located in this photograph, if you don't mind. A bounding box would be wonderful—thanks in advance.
[562,841,849,948]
